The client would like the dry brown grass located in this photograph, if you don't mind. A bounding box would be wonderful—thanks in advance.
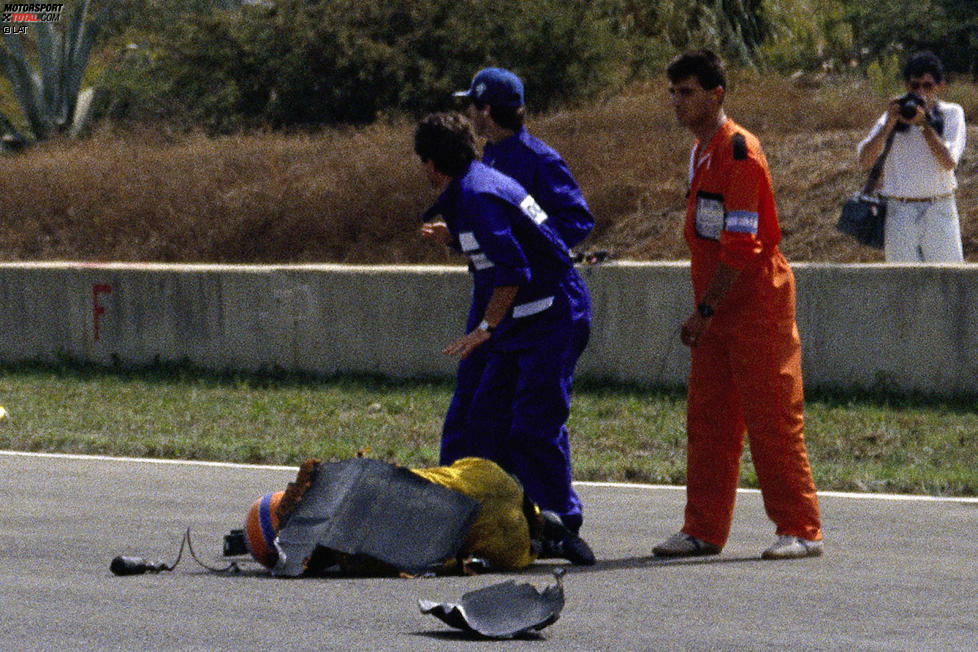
[2,74,977,263]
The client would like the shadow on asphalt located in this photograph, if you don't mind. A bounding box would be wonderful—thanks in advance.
[409,630,546,642]
[153,554,767,582]
[520,554,766,576]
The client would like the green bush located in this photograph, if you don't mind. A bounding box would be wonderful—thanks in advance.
[95,0,637,132]
[91,0,976,134]
[865,53,903,98]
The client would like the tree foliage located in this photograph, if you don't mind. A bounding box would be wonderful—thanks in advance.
[101,0,632,132]
[89,0,978,134]
[834,0,977,76]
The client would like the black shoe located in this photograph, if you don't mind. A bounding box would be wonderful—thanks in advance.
[538,511,596,566]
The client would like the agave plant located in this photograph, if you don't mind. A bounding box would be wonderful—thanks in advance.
[0,0,116,146]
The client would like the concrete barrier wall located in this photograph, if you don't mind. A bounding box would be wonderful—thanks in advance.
[1,261,976,395]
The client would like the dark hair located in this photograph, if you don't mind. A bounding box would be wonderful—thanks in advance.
[903,51,944,83]
[414,112,477,176]
[666,50,726,91]
[472,100,525,131]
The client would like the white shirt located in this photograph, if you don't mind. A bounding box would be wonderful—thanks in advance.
[858,100,966,198]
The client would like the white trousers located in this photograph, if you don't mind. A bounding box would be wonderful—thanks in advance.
[883,196,964,263]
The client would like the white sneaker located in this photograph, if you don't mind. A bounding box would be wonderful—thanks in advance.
[653,531,721,557]
[761,535,824,560]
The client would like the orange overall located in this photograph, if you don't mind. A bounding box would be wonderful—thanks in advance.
[682,119,821,547]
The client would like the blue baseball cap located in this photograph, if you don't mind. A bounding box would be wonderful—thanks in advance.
[454,67,524,108]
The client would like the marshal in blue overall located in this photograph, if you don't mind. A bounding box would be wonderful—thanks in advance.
[416,113,592,558]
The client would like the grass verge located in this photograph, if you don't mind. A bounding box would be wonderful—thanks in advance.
[1,361,976,496]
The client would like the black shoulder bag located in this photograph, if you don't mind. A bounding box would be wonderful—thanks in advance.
[836,129,896,249]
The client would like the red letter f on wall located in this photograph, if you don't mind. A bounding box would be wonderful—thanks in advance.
[93,284,112,342]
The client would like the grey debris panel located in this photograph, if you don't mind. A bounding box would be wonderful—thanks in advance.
[419,570,565,638]
[274,457,480,576]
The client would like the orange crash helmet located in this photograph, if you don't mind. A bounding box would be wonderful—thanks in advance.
[244,491,284,569]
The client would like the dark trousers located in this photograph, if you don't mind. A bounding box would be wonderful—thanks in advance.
[440,315,589,532]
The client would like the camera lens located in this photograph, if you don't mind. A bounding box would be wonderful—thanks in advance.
[898,93,923,120]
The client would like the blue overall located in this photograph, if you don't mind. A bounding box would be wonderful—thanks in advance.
[483,126,595,249]
[427,160,591,532]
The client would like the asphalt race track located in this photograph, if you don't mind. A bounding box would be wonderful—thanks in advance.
[2,450,977,650]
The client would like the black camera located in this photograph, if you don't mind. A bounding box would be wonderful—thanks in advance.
[897,92,925,120]
[223,528,248,556]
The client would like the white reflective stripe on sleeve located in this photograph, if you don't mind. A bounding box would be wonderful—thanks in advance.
[724,210,759,234]
[520,195,549,225]
[512,296,554,318]
[469,253,495,270]
[458,231,479,252]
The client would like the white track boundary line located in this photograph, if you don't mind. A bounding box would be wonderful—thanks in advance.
[4,449,978,504]
[575,479,978,503]
[0,449,297,472]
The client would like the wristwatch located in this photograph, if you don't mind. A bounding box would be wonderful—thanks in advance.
[696,303,715,318]
[477,319,496,333]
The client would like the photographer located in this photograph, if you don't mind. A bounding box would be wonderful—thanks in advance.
[857,51,966,262]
